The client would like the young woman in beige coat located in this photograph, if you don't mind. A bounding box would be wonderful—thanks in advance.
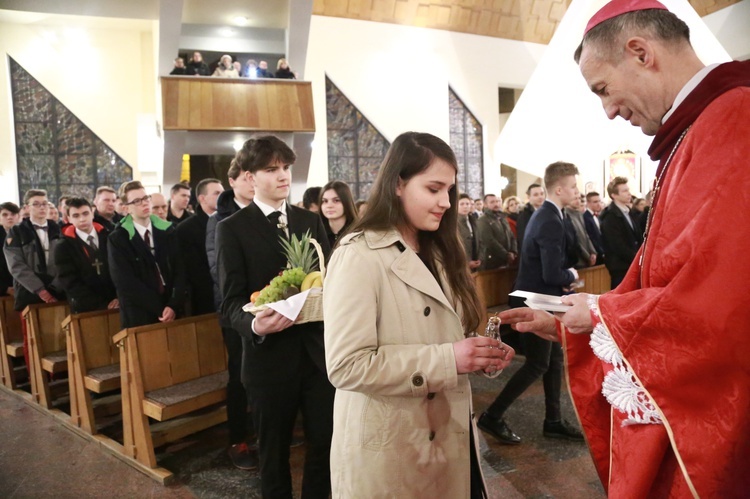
[324,132,515,498]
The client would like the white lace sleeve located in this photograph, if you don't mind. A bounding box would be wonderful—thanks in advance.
[587,295,662,426]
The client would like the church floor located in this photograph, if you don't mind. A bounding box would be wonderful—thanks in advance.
[0,355,604,499]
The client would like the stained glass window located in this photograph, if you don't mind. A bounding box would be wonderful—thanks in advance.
[10,58,132,204]
[449,88,484,199]
[325,76,390,201]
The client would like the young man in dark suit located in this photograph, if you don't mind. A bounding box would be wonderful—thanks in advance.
[206,161,258,470]
[4,189,66,366]
[216,136,334,498]
[0,202,21,295]
[583,191,605,264]
[54,198,117,314]
[108,181,186,328]
[176,178,223,316]
[516,183,546,252]
[599,176,643,288]
[478,162,583,445]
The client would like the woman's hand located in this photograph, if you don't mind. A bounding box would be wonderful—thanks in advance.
[498,308,558,342]
[453,337,515,375]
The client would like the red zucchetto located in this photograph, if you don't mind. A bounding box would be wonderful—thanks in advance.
[584,0,669,35]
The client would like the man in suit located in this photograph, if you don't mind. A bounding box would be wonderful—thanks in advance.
[0,202,20,295]
[583,191,605,264]
[457,193,481,271]
[167,183,192,226]
[4,189,66,366]
[478,162,583,445]
[216,136,334,498]
[565,194,598,268]
[54,198,117,314]
[206,161,258,470]
[176,178,223,316]
[516,183,546,253]
[476,193,517,270]
[92,186,122,231]
[599,176,643,288]
[108,181,186,328]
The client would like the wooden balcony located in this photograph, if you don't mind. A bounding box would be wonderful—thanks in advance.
[161,76,315,132]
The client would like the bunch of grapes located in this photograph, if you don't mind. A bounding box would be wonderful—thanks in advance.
[255,267,306,305]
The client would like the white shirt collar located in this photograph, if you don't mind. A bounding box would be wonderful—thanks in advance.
[544,199,564,220]
[662,64,720,124]
[234,197,248,210]
[132,219,153,240]
[613,201,630,214]
[253,198,287,218]
[75,227,97,242]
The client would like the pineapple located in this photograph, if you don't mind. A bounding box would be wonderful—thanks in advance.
[280,230,319,274]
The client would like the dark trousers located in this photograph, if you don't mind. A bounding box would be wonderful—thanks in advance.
[222,327,253,445]
[247,351,335,499]
[487,297,563,422]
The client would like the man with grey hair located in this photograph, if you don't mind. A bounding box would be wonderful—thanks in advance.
[500,0,750,496]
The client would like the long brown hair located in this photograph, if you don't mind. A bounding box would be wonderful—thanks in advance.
[319,180,358,231]
[348,132,483,333]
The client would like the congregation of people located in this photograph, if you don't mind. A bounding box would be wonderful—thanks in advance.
[170,51,297,79]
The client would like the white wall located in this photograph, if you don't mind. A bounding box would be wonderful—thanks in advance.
[0,17,156,202]
[304,15,547,193]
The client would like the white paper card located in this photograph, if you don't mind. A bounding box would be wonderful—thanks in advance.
[242,289,312,321]
[509,290,572,312]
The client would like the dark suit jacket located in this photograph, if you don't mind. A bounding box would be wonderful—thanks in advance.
[583,210,605,257]
[53,223,116,314]
[475,210,517,270]
[457,214,478,261]
[176,207,215,315]
[216,203,331,389]
[516,203,535,253]
[599,203,643,276]
[108,215,186,328]
[515,201,575,296]
[0,227,13,295]
[93,211,122,232]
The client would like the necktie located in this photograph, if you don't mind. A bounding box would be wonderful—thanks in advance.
[267,211,288,241]
[33,224,48,232]
[144,229,165,293]
[87,234,98,250]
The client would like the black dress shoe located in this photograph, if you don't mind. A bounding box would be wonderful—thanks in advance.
[543,419,584,441]
[228,442,259,470]
[477,412,521,445]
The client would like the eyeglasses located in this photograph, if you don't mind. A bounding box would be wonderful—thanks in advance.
[125,195,152,206]
[28,202,48,208]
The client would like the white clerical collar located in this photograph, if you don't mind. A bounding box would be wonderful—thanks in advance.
[544,199,564,220]
[253,198,287,218]
[662,63,720,124]
[75,227,96,241]
[133,220,153,239]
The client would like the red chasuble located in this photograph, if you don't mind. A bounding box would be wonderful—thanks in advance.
[562,61,750,498]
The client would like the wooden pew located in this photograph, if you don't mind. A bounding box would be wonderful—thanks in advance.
[113,313,227,473]
[578,265,612,295]
[22,302,71,408]
[472,267,518,332]
[63,308,122,434]
[0,295,24,389]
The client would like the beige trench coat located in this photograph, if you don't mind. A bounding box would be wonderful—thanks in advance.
[323,229,486,498]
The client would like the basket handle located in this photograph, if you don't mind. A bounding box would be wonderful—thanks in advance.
[310,238,326,280]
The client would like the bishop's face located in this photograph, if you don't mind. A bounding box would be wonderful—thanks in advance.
[579,46,668,137]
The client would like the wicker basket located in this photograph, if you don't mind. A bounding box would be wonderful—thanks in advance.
[246,238,326,324]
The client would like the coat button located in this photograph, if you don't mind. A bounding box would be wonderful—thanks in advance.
[429,431,436,441]
[423,307,430,316]
[412,375,424,387]
[427,392,435,400]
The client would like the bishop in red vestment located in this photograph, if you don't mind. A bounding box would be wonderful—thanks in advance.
[500,1,750,497]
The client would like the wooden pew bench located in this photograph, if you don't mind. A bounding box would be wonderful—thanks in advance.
[64,308,122,434]
[22,302,70,408]
[0,295,24,389]
[113,313,228,471]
